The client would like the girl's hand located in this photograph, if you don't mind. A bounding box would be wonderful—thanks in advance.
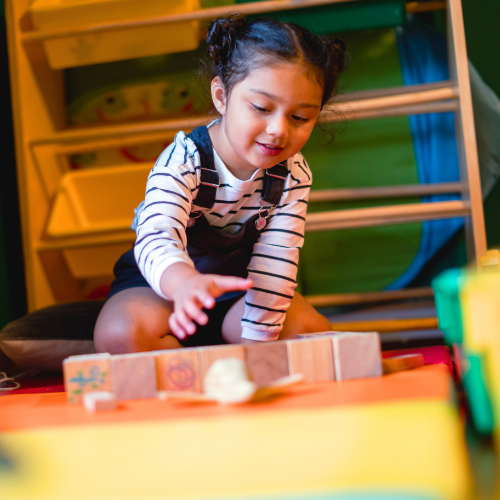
[162,266,253,340]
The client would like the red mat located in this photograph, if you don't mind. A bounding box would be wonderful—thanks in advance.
[1,346,452,396]
[0,376,64,395]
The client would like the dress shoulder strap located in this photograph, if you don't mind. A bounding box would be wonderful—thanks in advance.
[261,160,288,206]
[188,126,220,210]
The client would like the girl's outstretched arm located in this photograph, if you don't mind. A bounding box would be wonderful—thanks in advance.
[160,263,253,340]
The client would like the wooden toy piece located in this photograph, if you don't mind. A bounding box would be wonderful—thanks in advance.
[286,338,335,383]
[295,331,344,339]
[63,353,113,404]
[83,391,117,412]
[244,341,289,386]
[156,348,202,393]
[331,332,382,381]
[479,249,500,272]
[199,345,245,380]
[382,354,425,375]
[111,352,157,401]
[295,332,328,339]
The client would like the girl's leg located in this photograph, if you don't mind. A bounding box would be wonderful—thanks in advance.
[221,292,332,344]
[94,287,182,354]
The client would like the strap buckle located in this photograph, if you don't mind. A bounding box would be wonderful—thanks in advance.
[265,170,287,181]
[200,167,220,188]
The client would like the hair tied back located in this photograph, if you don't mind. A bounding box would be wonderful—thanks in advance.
[207,15,248,68]
[331,38,347,73]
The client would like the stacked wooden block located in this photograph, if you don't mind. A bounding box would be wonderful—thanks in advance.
[64,332,382,404]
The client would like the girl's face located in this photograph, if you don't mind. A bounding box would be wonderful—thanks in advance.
[210,61,323,180]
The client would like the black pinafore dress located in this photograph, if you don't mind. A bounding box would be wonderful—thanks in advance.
[107,126,287,345]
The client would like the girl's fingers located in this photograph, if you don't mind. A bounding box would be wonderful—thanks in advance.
[168,314,186,340]
[196,290,216,310]
[210,277,254,296]
[184,299,209,326]
[175,308,197,336]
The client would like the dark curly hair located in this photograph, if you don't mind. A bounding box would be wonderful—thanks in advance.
[206,15,347,108]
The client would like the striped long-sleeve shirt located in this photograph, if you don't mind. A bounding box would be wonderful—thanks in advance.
[132,129,312,341]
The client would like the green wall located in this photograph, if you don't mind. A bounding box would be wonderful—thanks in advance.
[462,0,500,248]
[0,2,499,328]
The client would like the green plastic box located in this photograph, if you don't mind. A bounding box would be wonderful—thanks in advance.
[235,0,406,34]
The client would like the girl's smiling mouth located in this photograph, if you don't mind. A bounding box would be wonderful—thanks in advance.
[257,142,284,156]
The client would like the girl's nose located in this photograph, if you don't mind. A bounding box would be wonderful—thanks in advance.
[266,115,288,139]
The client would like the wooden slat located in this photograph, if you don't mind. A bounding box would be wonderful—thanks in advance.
[30,115,211,147]
[305,200,471,231]
[330,85,458,118]
[56,131,178,155]
[21,0,358,42]
[305,287,434,307]
[335,100,458,121]
[337,81,453,101]
[406,1,446,13]
[446,0,487,262]
[308,182,464,202]
[329,317,439,333]
[36,200,469,252]
[31,83,458,146]
[36,231,135,251]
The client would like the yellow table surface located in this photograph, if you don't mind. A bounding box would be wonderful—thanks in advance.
[0,365,471,500]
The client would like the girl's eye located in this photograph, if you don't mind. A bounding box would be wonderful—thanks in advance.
[292,115,309,123]
[252,104,268,113]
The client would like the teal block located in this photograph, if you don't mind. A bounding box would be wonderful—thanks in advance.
[463,353,495,435]
[431,268,466,346]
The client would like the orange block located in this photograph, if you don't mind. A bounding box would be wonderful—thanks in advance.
[245,342,289,386]
[199,345,246,380]
[332,332,382,381]
[112,352,157,401]
[286,338,335,382]
[383,354,425,375]
[156,348,202,392]
[63,353,113,404]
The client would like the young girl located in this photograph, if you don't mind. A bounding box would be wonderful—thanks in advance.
[94,15,346,354]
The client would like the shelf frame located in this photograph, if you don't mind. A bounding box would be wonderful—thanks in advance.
[6,0,488,311]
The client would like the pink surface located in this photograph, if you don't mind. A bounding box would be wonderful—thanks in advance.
[383,346,453,375]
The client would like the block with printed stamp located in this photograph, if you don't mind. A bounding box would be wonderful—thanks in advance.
[63,353,113,404]
[156,348,202,392]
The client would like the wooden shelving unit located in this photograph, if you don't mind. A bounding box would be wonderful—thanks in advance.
[6,0,486,312]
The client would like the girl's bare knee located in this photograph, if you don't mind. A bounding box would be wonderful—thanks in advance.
[94,315,140,354]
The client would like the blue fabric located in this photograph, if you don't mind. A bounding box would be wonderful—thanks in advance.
[388,17,464,290]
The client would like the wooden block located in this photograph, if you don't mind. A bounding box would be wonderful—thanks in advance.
[245,342,289,386]
[332,332,382,381]
[199,345,245,380]
[156,348,202,392]
[295,331,353,339]
[111,352,157,401]
[63,353,112,404]
[383,354,425,375]
[83,391,117,412]
[286,338,335,383]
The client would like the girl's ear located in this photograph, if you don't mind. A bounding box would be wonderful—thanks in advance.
[211,77,227,116]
